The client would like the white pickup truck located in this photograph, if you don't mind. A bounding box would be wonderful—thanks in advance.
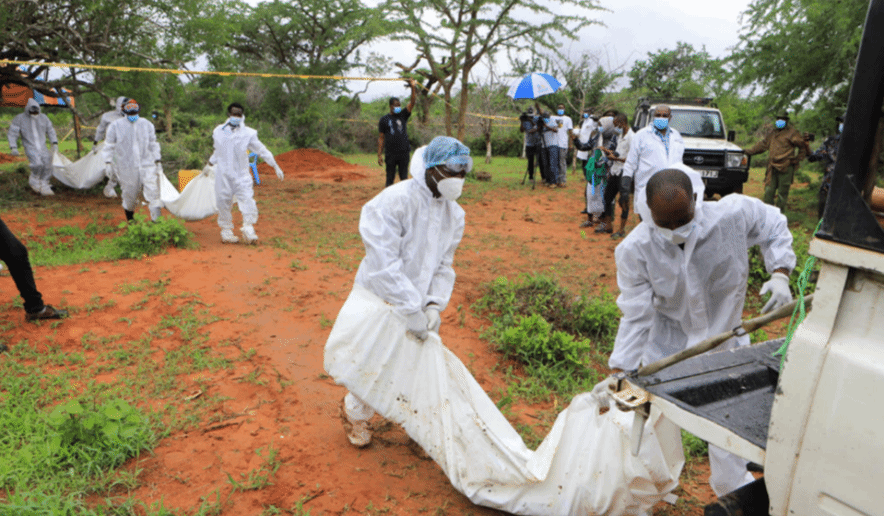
[617,2,884,514]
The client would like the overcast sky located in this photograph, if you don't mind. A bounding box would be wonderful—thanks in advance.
[355,0,753,101]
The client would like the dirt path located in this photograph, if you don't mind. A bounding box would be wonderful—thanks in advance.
[0,153,717,515]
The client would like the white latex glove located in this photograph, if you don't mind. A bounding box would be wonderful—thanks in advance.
[10,149,19,157]
[590,376,619,406]
[425,306,441,333]
[406,311,429,342]
[760,272,792,314]
[274,164,284,180]
[51,143,58,153]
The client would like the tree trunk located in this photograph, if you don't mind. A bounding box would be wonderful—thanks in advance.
[164,105,173,138]
[485,122,493,164]
[456,68,471,142]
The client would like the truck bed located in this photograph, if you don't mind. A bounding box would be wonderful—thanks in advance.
[629,339,784,449]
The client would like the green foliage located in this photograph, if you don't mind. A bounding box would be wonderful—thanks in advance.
[46,398,154,476]
[25,215,194,266]
[475,274,619,398]
[0,374,152,492]
[628,42,724,98]
[729,0,867,115]
[110,215,194,259]
[681,430,708,459]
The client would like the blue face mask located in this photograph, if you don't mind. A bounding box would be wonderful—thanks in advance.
[775,119,786,129]
[127,115,139,123]
[393,106,402,114]
[557,109,565,116]
[653,117,669,131]
[229,116,242,126]
[839,123,844,133]
[583,113,589,119]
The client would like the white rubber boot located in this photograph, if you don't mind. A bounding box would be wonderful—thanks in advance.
[220,228,239,243]
[241,225,258,244]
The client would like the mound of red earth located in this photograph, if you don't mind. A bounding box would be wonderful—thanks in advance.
[258,148,369,182]
[0,152,26,164]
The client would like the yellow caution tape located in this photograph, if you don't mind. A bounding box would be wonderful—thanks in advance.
[2,59,519,123]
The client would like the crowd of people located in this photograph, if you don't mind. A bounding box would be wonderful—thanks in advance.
[515,102,845,235]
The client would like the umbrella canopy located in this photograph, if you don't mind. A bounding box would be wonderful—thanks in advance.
[507,72,565,100]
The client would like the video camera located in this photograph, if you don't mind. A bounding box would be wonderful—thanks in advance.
[519,111,533,123]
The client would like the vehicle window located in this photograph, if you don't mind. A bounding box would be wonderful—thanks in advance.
[667,109,725,138]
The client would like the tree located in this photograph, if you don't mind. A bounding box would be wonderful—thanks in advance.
[382,0,604,140]
[728,0,867,114]
[514,50,624,114]
[627,42,724,98]
[193,0,392,147]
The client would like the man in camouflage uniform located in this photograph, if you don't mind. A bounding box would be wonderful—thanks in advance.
[746,113,807,212]
[808,114,844,220]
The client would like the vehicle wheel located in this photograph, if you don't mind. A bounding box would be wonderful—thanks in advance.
[733,183,744,194]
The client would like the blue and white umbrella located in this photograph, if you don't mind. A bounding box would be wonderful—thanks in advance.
[507,72,565,99]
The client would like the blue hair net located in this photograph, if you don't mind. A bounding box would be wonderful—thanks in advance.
[423,136,472,171]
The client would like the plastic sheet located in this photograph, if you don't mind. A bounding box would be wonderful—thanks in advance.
[158,164,218,221]
[325,285,684,516]
[51,145,107,189]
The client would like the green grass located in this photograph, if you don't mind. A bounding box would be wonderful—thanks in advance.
[0,288,232,514]
[23,215,196,267]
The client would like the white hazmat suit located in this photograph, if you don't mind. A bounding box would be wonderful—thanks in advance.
[93,96,128,197]
[612,166,796,496]
[344,140,466,429]
[622,124,685,212]
[208,119,281,242]
[102,116,162,220]
[8,98,58,195]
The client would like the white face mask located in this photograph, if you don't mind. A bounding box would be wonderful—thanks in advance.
[657,221,694,245]
[436,177,465,201]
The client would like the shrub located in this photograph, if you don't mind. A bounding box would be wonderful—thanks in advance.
[109,215,194,259]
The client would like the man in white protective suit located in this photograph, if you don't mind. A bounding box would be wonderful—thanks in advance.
[339,135,471,447]
[620,104,685,216]
[102,99,164,222]
[610,166,796,498]
[208,102,284,244]
[8,98,59,196]
[93,96,128,198]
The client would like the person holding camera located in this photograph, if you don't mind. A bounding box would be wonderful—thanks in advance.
[519,108,541,186]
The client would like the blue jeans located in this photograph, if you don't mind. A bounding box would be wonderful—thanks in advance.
[547,146,560,184]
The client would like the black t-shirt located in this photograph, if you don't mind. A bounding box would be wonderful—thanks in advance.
[379,109,412,156]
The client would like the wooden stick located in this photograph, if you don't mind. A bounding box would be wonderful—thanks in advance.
[636,294,814,377]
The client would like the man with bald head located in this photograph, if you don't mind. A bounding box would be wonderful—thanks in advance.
[611,166,796,498]
[619,105,685,226]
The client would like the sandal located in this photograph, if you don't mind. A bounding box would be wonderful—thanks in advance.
[610,231,625,239]
[579,220,593,228]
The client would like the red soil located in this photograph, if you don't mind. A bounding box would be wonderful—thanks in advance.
[0,149,719,515]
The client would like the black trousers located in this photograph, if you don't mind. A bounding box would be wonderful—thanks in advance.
[385,153,410,187]
[538,146,551,184]
[603,175,629,220]
[525,145,539,180]
[0,216,44,313]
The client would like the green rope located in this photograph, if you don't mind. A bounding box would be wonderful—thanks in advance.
[774,219,824,368]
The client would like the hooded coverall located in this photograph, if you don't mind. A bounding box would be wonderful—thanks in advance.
[102,117,162,220]
[7,98,58,194]
[343,142,466,424]
[94,96,129,195]
[615,167,796,496]
[208,121,278,232]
